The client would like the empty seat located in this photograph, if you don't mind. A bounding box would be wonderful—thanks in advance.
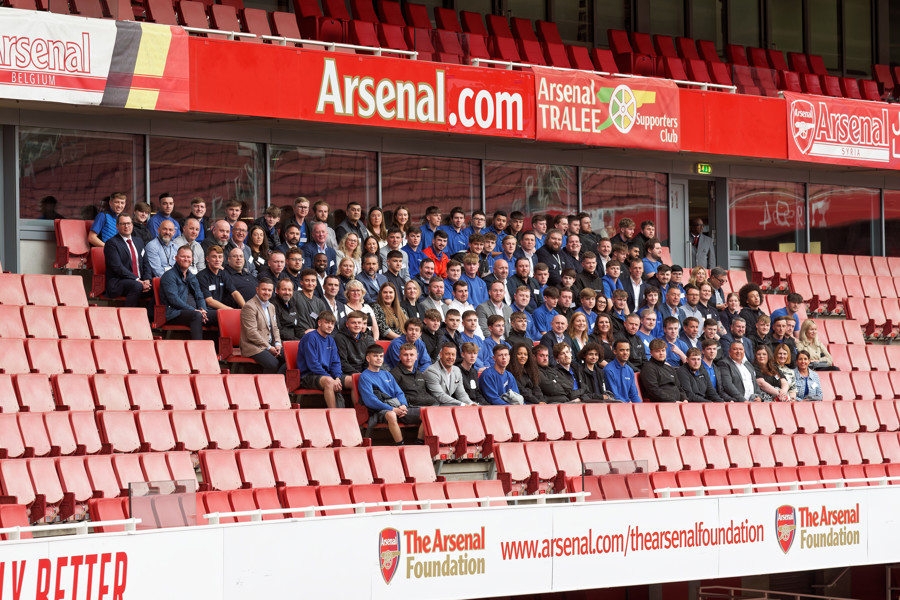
[22,275,57,306]
[0,275,26,306]
[0,414,26,458]
[54,307,92,340]
[241,7,273,38]
[200,450,243,491]
[297,410,334,448]
[236,449,276,488]
[92,374,131,411]
[400,445,438,483]
[336,447,374,484]
[367,446,408,484]
[271,449,309,487]
[234,410,271,450]
[304,448,344,486]
[423,407,463,460]
[451,406,487,458]
[193,375,230,410]
[87,307,123,340]
[160,374,196,410]
[98,411,142,453]
[93,340,129,375]
[170,410,209,452]
[126,375,164,410]
[25,340,64,375]
[22,306,58,339]
[203,410,241,451]
[16,374,56,412]
[135,410,177,452]
[266,410,303,449]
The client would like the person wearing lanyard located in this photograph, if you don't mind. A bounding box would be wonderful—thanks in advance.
[793,350,823,401]
[145,220,178,278]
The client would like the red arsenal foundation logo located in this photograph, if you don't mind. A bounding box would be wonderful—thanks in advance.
[379,527,401,584]
[790,99,816,154]
[776,505,797,554]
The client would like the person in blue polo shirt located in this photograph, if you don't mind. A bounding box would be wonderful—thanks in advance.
[89,192,128,247]
[296,311,344,409]
[385,318,433,372]
[439,207,470,256]
[603,339,641,403]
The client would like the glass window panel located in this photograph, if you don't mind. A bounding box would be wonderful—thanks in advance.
[581,169,668,246]
[456,0,491,14]
[809,184,878,256]
[484,161,576,226]
[691,0,722,51]
[728,179,805,252]
[650,0,684,38]
[507,0,546,22]
[380,154,481,224]
[727,0,760,48]
[809,0,839,72]
[596,0,630,47]
[19,128,145,220]
[891,2,900,66]
[770,0,802,54]
[555,0,591,44]
[843,0,872,77]
[149,137,264,223]
[269,146,376,224]
[885,190,900,257]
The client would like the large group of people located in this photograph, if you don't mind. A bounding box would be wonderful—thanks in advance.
[90,193,834,445]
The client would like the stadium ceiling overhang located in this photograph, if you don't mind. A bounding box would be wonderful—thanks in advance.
[4,8,900,172]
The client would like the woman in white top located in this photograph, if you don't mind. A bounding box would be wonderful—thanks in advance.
[343,280,380,340]
[335,233,362,275]
[796,319,837,371]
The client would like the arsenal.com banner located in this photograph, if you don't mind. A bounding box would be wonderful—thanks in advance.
[301,52,535,139]
[0,7,188,111]
[532,66,681,150]
[784,91,900,168]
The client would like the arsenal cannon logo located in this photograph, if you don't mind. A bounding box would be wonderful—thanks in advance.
[776,505,797,554]
[790,99,816,155]
[379,528,401,584]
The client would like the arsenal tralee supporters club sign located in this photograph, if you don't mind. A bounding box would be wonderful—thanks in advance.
[784,91,900,168]
[532,67,681,150]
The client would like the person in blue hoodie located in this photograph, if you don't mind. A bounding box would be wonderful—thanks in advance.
[296,311,344,409]
[357,344,424,444]
[385,318,433,372]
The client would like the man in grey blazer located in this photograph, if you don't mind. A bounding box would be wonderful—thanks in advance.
[424,343,475,406]
[718,341,762,402]
[476,280,513,337]
[689,218,714,270]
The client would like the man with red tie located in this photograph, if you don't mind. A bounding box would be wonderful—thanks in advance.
[103,214,152,307]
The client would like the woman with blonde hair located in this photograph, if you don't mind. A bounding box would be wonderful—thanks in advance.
[566,311,590,357]
[372,282,407,340]
[366,207,388,246]
[796,319,838,371]
[344,280,379,340]
[688,266,708,287]
[335,232,362,274]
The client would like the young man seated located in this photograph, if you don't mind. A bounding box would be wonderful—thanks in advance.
[357,344,425,444]
[295,311,344,408]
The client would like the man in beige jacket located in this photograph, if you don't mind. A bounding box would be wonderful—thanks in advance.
[240,277,285,374]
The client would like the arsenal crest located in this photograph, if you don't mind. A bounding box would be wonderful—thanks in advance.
[379,528,401,584]
[776,505,797,554]
[790,99,816,154]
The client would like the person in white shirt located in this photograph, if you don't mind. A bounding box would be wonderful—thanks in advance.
[448,280,475,316]
[172,217,205,274]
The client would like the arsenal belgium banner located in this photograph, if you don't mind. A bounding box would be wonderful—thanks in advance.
[531,66,681,150]
[783,91,900,168]
[0,7,188,111]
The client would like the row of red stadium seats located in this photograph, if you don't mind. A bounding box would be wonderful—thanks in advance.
[0,338,220,376]
[419,401,900,460]
[0,372,288,413]
[0,273,87,307]
[0,305,151,340]
[493,433,900,494]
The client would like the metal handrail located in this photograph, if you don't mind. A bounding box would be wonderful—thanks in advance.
[202,492,588,525]
[259,35,417,57]
[182,26,258,40]
[470,57,738,92]
[0,518,142,540]
[699,584,857,600]
[654,475,899,498]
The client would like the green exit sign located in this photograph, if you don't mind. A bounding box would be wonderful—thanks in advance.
[695,163,713,175]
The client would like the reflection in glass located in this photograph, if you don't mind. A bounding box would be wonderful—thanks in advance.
[150,137,264,221]
[728,179,805,252]
[809,184,878,256]
[484,161,576,222]
[20,128,145,220]
[269,145,376,218]
[582,169,668,245]
[885,191,900,257]
[381,154,480,223]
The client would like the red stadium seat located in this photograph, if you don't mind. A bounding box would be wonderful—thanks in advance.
[304,448,344,486]
[653,437,683,472]
[98,411,142,453]
[494,443,533,495]
[193,375,230,411]
[297,410,334,448]
[367,446,408,485]
[681,404,709,437]
[524,442,563,492]
[748,435,775,468]
[506,405,539,442]
[451,406,487,458]
[16,374,55,412]
[135,410,176,452]
[203,410,241,451]
[93,340,129,375]
[565,45,593,70]
[54,307,91,340]
[92,374,129,411]
[266,410,303,449]
[234,410,271,450]
[236,449,276,488]
[878,432,900,463]
[551,440,584,478]
[271,449,308,487]
[0,414,26,458]
[701,436,729,470]
[480,405,515,443]
[608,403,639,438]
[725,436,753,469]
[336,447,374,485]
[170,410,209,452]
[399,445,440,483]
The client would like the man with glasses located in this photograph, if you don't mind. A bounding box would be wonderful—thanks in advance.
[104,214,153,307]
[284,196,310,245]
[225,220,257,277]
[709,267,728,311]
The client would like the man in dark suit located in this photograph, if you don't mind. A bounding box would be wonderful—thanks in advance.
[622,259,647,313]
[104,213,152,307]
[689,217,714,270]
[718,341,762,402]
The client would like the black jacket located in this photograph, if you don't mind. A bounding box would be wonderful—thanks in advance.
[334,325,375,375]
[536,366,571,403]
[575,363,612,400]
[507,330,535,348]
[639,359,684,402]
[573,269,604,294]
[621,332,645,372]
[676,365,724,402]
[515,374,546,404]
[553,364,587,401]
[420,328,443,364]
[458,363,486,405]
[390,365,435,407]
[273,295,304,341]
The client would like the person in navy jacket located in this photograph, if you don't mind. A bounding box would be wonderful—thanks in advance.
[104,213,152,307]
[301,222,337,275]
